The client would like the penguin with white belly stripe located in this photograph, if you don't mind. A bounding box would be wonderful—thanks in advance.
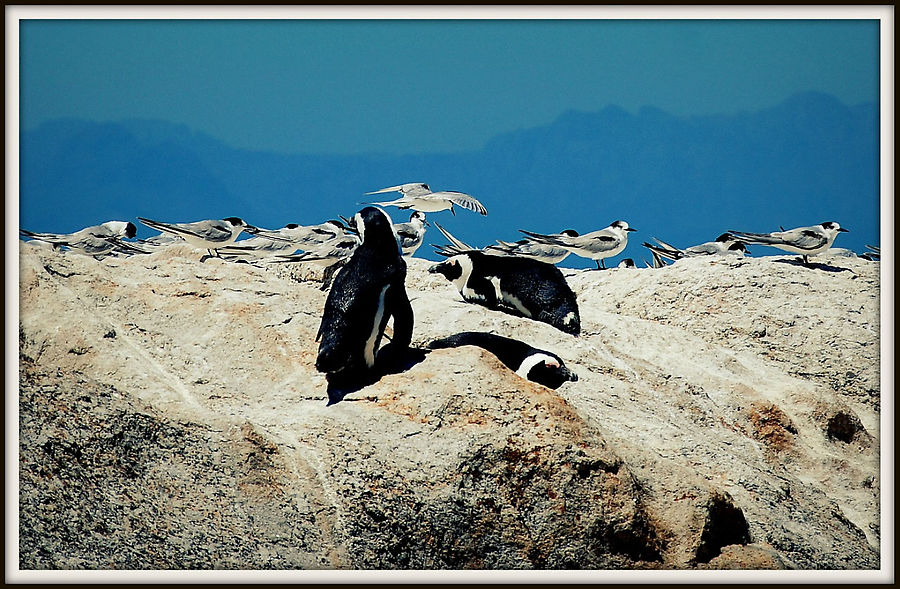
[428,332,578,389]
[316,206,414,403]
[428,251,581,335]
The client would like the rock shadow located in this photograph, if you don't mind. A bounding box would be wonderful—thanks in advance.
[428,331,578,390]
[772,258,852,273]
[325,344,429,406]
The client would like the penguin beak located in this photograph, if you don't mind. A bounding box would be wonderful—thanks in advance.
[428,264,441,274]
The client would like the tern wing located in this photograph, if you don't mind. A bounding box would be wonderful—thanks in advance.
[20,229,66,243]
[434,222,476,251]
[684,242,721,256]
[518,230,562,245]
[577,232,619,254]
[394,223,420,241]
[139,218,229,243]
[642,242,682,261]
[365,196,411,209]
[788,229,829,251]
[366,183,430,197]
[650,249,668,268]
[103,236,151,256]
[730,227,827,251]
[430,191,488,215]
[651,237,681,252]
[726,230,775,243]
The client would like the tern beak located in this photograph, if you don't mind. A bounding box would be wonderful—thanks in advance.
[626,227,637,232]
[838,228,849,233]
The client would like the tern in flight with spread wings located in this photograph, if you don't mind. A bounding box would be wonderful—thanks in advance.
[365,182,487,216]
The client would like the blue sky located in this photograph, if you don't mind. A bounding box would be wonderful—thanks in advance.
[20,16,880,155]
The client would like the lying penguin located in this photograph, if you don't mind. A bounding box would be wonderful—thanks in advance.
[428,251,581,335]
[315,206,414,403]
[428,332,578,390]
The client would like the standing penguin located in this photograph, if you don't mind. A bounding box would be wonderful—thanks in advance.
[315,207,414,402]
[428,251,581,335]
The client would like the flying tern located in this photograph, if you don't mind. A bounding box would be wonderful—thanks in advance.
[365,182,487,216]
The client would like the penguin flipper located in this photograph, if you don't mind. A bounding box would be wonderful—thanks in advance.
[385,281,414,350]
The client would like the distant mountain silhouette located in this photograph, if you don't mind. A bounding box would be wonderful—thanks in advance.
[20,91,878,266]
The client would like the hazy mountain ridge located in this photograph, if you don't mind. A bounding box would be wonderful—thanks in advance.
[20,91,878,265]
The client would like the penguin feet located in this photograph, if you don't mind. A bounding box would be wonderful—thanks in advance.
[323,346,429,405]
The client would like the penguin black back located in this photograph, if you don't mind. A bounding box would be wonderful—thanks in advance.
[315,207,413,389]
[429,251,581,335]
[428,332,578,389]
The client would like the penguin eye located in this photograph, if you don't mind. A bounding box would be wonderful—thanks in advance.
[546,360,559,368]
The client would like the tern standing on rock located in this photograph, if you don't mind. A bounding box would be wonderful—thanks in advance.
[520,220,636,269]
[138,216,282,260]
[728,222,848,266]
[393,211,429,257]
[642,233,749,262]
[484,230,580,265]
[20,220,146,258]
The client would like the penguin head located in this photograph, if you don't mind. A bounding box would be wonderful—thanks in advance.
[521,352,579,390]
[355,206,399,252]
[428,257,464,281]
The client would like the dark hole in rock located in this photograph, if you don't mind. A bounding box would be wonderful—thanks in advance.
[592,509,664,563]
[827,411,863,443]
[695,493,751,564]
